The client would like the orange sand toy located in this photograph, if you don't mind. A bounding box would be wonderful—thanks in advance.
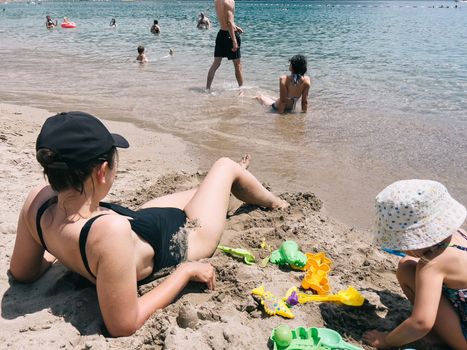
[301,269,331,295]
[296,286,365,307]
[251,286,295,319]
[301,252,332,294]
[303,252,332,271]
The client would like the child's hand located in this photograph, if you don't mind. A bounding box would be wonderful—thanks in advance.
[363,330,390,348]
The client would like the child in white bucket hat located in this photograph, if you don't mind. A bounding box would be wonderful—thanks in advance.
[363,179,467,349]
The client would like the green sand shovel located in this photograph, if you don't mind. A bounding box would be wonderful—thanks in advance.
[217,245,255,265]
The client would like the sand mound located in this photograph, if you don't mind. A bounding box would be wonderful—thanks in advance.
[117,174,443,350]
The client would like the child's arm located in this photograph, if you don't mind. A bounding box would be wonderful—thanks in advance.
[364,262,444,348]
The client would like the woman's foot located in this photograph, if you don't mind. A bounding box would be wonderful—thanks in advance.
[272,197,290,209]
[238,154,251,170]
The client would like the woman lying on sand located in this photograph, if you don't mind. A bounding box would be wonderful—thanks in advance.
[256,54,311,114]
[363,180,467,349]
[9,111,288,337]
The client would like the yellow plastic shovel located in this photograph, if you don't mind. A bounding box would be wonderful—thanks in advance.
[297,286,365,307]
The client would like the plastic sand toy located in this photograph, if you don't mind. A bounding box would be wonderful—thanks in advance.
[296,287,365,307]
[300,252,332,294]
[251,285,295,318]
[259,238,273,268]
[303,252,332,272]
[270,241,307,270]
[382,248,406,257]
[217,245,255,264]
[301,269,331,295]
[271,325,363,350]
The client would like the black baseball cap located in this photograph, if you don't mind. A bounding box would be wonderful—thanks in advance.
[36,111,129,165]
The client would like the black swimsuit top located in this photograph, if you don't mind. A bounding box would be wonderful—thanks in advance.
[36,197,187,280]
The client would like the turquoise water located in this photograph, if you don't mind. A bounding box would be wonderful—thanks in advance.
[0,0,466,228]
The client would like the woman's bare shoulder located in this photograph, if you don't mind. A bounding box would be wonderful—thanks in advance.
[86,214,133,248]
[22,184,56,216]
[16,184,56,240]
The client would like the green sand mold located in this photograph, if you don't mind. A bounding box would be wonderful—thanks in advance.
[270,241,307,270]
[271,325,363,350]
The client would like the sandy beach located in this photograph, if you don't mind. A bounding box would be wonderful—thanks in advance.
[0,103,453,349]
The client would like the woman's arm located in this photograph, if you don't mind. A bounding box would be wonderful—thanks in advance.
[276,76,288,114]
[92,217,214,336]
[10,203,56,282]
[364,262,444,348]
[301,79,311,113]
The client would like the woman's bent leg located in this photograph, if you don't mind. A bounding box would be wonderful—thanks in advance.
[255,94,276,106]
[184,156,286,261]
[140,189,197,210]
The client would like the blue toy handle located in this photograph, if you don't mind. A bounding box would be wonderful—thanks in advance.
[382,248,406,257]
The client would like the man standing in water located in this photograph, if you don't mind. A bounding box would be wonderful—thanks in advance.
[206,0,243,91]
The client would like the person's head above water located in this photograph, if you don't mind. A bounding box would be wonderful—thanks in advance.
[36,111,129,193]
[154,20,158,25]
[374,179,466,252]
[137,45,145,54]
[289,55,307,75]
[199,12,205,18]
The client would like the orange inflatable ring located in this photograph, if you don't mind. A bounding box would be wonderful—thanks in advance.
[61,22,76,28]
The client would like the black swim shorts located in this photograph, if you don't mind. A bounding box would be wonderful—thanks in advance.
[214,30,241,60]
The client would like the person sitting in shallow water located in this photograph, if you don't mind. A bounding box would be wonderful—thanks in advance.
[150,20,160,34]
[256,54,311,114]
[363,180,467,349]
[9,111,288,337]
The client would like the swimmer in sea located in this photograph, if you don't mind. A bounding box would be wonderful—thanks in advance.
[150,20,160,34]
[45,15,57,29]
[197,12,211,29]
[136,45,148,63]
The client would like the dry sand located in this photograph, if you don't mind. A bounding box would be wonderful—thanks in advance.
[0,104,448,349]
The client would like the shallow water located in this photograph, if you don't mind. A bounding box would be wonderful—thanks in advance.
[0,0,466,228]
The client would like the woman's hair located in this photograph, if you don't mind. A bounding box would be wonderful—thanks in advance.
[154,20,158,25]
[289,55,307,75]
[36,147,117,193]
[137,45,145,54]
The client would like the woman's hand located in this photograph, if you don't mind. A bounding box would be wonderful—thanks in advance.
[363,330,390,348]
[184,262,216,290]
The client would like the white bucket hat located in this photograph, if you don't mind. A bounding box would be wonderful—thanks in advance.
[375,179,466,251]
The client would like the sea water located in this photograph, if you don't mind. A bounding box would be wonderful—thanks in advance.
[0,0,466,228]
